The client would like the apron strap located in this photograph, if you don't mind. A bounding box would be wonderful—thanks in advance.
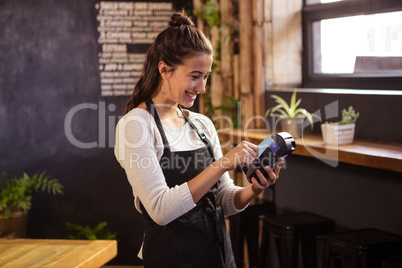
[178,105,216,162]
[145,99,170,151]
[146,98,218,186]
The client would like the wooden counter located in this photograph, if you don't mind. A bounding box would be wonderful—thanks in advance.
[218,129,402,173]
[0,239,117,268]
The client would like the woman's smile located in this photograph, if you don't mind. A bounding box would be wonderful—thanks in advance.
[185,91,198,101]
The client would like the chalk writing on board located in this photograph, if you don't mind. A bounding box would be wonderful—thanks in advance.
[95,1,173,96]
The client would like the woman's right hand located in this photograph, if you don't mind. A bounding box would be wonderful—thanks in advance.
[189,141,258,204]
[216,141,259,171]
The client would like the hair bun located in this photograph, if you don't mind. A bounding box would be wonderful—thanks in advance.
[170,10,195,27]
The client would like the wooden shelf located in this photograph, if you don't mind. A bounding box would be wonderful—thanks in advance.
[218,129,402,173]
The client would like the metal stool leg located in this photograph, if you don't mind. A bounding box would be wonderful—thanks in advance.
[300,237,317,268]
[280,230,297,268]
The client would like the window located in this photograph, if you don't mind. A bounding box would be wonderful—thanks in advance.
[302,0,402,89]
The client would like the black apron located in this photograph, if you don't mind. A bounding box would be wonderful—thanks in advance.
[140,100,236,268]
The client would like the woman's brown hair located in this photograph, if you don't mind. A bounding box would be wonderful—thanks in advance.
[124,10,213,114]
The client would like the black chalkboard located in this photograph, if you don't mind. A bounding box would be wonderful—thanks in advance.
[0,0,192,265]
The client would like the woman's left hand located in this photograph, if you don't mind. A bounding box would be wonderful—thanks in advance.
[250,158,284,196]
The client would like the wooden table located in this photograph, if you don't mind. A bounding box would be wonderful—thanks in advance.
[0,239,117,268]
[218,129,402,172]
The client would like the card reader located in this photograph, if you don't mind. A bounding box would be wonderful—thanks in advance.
[242,132,296,183]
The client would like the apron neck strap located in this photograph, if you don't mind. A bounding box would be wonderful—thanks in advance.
[145,99,170,150]
[178,105,215,162]
[145,99,215,161]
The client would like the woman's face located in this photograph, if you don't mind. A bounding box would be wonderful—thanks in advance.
[160,53,213,108]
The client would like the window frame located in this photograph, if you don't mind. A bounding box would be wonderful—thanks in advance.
[302,0,402,90]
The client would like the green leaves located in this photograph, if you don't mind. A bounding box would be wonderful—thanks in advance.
[65,221,117,240]
[265,90,319,130]
[30,172,64,195]
[0,172,63,219]
[339,106,359,124]
[200,1,220,27]
[194,1,220,27]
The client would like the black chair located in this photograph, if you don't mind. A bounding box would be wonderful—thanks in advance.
[259,212,336,268]
[229,197,276,268]
[322,228,402,268]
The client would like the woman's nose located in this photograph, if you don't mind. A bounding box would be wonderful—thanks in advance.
[197,80,207,94]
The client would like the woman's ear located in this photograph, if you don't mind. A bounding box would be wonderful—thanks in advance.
[158,61,170,78]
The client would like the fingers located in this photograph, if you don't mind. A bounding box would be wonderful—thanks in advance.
[251,177,265,194]
[263,158,284,182]
[255,170,270,187]
[246,142,259,154]
[258,161,281,186]
[265,168,276,186]
[239,141,258,157]
[274,158,284,176]
[222,141,259,171]
[238,141,258,166]
[250,170,271,195]
[250,158,285,196]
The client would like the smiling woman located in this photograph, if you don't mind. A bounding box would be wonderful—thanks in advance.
[114,9,284,268]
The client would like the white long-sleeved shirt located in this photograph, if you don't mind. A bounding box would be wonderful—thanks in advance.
[114,108,245,226]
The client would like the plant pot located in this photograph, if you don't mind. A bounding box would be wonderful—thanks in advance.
[280,118,304,138]
[321,123,356,145]
[0,210,28,238]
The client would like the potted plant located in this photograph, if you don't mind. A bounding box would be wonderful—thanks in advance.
[265,90,318,138]
[65,221,117,240]
[321,106,360,145]
[0,171,64,238]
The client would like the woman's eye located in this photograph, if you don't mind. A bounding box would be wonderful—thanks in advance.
[191,73,210,80]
